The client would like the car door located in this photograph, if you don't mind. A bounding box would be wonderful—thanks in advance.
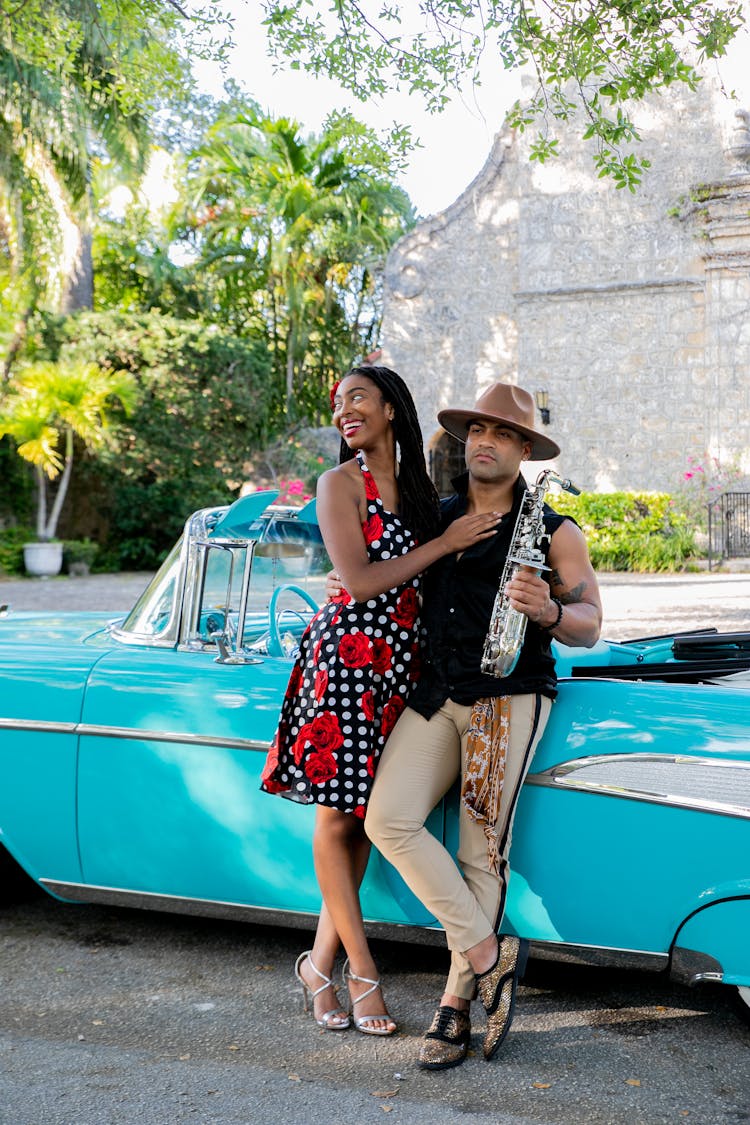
[76,641,324,913]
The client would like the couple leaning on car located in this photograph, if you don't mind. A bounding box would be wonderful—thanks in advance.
[260,365,602,1070]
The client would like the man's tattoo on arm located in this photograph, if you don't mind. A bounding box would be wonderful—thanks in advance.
[559,581,586,605]
[550,568,587,605]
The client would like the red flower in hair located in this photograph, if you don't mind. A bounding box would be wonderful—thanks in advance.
[329,380,341,410]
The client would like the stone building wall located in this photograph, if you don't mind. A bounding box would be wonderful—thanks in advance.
[381,73,750,494]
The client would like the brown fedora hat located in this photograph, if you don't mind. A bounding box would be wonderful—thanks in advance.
[437,382,560,461]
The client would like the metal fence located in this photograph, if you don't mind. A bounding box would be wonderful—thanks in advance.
[708,492,750,569]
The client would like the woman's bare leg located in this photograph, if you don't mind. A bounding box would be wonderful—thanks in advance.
[311,804,394,1032]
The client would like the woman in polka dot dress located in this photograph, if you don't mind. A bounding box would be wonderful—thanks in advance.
[261,365,501,1036]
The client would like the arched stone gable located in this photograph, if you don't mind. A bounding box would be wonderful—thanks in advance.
[381,76,750,494]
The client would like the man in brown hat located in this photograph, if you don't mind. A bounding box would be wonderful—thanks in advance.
[365,380,602,1070]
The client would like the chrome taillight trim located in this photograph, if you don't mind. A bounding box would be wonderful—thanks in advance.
[526,753,750,819]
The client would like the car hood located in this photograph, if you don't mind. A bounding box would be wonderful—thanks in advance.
[0,610,124,647]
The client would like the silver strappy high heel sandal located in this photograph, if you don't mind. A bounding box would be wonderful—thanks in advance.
[342,958,397,1036]
[294,951,351,1031]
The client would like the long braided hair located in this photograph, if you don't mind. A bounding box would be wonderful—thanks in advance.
[335,364,441,545]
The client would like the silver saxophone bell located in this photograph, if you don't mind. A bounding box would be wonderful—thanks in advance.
[481,470,580,678]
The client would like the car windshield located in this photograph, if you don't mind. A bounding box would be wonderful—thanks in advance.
[121,538,182,637]
[247,513,330,612]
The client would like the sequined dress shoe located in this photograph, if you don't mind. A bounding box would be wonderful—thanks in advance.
[417,1004,471,1071]
[475,935,529,1060]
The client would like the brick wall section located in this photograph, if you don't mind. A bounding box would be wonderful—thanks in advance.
[381,76,750,493]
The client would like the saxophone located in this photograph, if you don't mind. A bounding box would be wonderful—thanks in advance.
[480,469,580,678]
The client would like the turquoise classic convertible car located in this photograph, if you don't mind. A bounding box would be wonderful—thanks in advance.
[1,492,749,1026]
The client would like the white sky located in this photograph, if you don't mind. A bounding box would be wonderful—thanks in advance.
[192,1,524,217]
[192,5,750,217]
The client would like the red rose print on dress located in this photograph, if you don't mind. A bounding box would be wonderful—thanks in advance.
[362,511,384,545]
[292,721,315,764]
[305,749,338,785]
[381,694,406,738]
[307,711,344,753]
[352,804,366,820]
[261,736,285,793]
[339,631,372,668]
[287,663,303,697]
[292,711,344,763]
[314,669,328,701]
[371,637,392,675]
[359,690,375,721]
[364,473,379,501]
[366,753,376,778]
[390,586,418,629]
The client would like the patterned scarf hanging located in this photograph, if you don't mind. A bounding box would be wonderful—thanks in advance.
[462,696,511,875]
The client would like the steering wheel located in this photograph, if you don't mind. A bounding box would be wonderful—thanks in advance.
[268,584,319,657]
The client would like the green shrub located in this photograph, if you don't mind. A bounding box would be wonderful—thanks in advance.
[22,309,273,569]
[0,526,35,575]
[0,437,34,530]
[551,490,697,572]
[63,539,99,573]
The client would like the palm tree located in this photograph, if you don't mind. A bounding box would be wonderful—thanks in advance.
[0,1,189,375]
[189,108,415,416]
[0,360,137,541]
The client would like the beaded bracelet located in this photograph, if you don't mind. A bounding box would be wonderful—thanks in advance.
[541,596,564,633]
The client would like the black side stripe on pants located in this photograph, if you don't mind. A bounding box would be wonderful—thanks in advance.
[492,692,544,934]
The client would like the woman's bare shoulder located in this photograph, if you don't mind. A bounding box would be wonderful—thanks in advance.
[317,461,363,504]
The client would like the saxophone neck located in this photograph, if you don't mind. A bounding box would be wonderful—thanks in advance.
[535,469,581,496]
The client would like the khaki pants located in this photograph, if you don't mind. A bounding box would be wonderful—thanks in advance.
[365,693,551,999]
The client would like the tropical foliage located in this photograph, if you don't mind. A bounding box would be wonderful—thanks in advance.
[0,359,136,540]
[0,0,220,366]
[187,107,415,419]
[263,0,745,191]
[38,310,273,568]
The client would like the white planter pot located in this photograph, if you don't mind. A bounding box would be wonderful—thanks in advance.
[23,541,63,578]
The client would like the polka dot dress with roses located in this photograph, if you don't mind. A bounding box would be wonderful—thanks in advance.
[260,450,422,818]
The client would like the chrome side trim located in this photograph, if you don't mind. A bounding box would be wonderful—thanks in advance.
[40,880,446,947]
[78,724,269,752]
[0,715,269,753]
[526,753,750,820]
[0,717,78,735]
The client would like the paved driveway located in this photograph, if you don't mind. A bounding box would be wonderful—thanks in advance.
[2,569,749,640]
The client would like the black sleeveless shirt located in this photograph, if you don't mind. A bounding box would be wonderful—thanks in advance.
[409,472,572,719]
